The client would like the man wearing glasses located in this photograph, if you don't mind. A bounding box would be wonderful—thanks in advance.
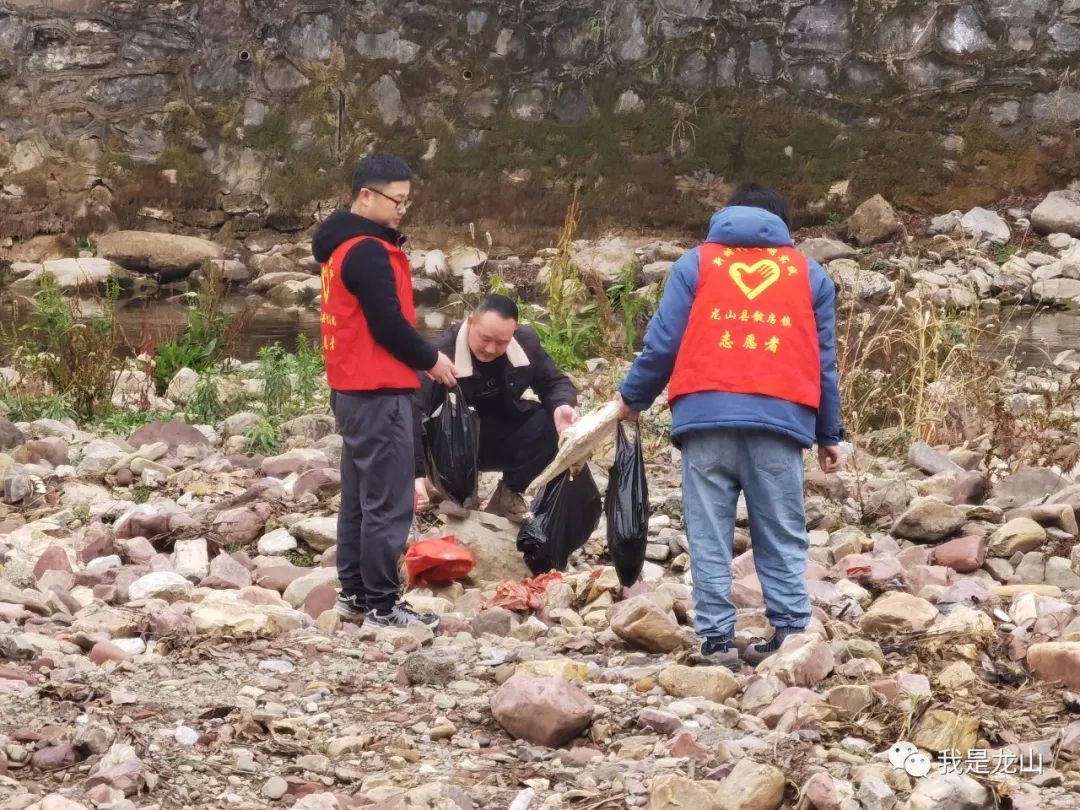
[312,153,457,628]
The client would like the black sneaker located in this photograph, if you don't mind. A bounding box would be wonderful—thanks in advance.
[366,602,440,629]
[743,627,802,666]
[334,593,367,623]
[692,633,740,671]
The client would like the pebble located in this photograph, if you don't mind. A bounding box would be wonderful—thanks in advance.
[262,776,288,800]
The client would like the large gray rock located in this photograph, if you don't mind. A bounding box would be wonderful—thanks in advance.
[570,237,640,284]
[10,258,121,295]
[847,195,902,246]
[0,418,25,450]
[1032,190,1080,236]
[1032,278,1080,303]
[991,466,1071,508]
[960,207,1010,245]
[290,516,337,552]
[828,259,892,305]
[798,238,857,263]
[892,497,966,542]
[436,511,530,584]
[97,231,222,282]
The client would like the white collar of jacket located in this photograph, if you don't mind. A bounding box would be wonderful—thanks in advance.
[454,321,530,378]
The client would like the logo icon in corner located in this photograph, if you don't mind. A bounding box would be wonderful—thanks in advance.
[889,741,931,778]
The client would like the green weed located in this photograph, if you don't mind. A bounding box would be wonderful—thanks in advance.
[258,345,293,417]
[243,416,282,456]
[186,373,225,425]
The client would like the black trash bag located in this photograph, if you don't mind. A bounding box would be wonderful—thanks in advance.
[517,466,603,575]
[423,384,480,507]
[605,423,650,586]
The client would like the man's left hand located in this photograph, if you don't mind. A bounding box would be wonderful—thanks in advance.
[553,405,579,435]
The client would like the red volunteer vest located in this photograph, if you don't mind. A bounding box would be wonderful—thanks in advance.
[320,235,421,391]
[668,243,821,409]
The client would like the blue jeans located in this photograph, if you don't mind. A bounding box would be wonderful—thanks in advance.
[681,428,811,639]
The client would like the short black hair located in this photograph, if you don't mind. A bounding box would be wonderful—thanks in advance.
[475,294,518,321]
[352,152,412,196]
[726,183,791,228]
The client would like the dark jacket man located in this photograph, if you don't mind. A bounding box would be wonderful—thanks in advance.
[414,295,578,520]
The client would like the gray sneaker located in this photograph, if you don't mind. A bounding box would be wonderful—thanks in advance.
[690,635,740,671]
[366,602,440,629]
[334,593,367,624]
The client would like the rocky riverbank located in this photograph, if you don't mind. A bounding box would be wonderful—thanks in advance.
[1,326,1080,810]
[3,189,1080,330]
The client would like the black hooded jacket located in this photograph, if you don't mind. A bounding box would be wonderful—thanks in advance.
[311,210,437,374]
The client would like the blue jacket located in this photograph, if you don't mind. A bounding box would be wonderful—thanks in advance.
[620,206,843,449]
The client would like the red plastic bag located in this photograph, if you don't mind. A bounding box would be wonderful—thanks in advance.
[488,573,563,612]
[404,536,475,586]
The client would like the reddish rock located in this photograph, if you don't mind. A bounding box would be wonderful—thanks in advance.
[255,564,307,593]
[128,420,209,450]
[231,550,257,571]
[200,553,253,590]
[732,575,765,609]
[116,510,201,541]
[117,536,156,565]
[471,608,516,637]
[292,468,341,499]
[89,641,133,666]
[731,550,757,578]
[93,584,118,603]
[240,586,286,606]
[804,771,842,810]
[210,505,269,546]
[933,535,986,573]
[757,687,828,729]
[949,471,987,505]
[15,437,69,467]
[0,664,35,684]
[637,707,684,735]
[115,468,134,487]
[437,616,471,635]
[0,515,26,533]
[303,584,337,620]
[33,547,72,582]
[147,607,196,636]
[149,554,173,572]
[490,675,594,748]
[903,564,955,595]
[1028,643,1080,689]
[30,744,78,771]
[78,523,116,564]
[864,557,904,587]
[667,731,711,761]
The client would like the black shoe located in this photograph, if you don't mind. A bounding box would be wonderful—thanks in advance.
[743,627,802,666]
[366,602,440,629]
[692,633,739,671]
[334,593,367,624]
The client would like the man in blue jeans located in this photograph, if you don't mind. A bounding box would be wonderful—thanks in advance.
[617,184,844,669]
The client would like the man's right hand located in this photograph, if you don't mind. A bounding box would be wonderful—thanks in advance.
[414,478,431,511]
[426,352,458,386]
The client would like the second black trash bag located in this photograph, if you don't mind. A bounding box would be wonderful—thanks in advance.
[517,466,603,575]
[423,384,480,507]
[605,423,650,586]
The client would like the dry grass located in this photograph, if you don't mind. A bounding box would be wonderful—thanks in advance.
[836,289,1079,462]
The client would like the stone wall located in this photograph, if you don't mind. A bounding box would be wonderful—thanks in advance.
[1,0,1080,239]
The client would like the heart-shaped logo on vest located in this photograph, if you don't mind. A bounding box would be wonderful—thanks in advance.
[729,259,781,300]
